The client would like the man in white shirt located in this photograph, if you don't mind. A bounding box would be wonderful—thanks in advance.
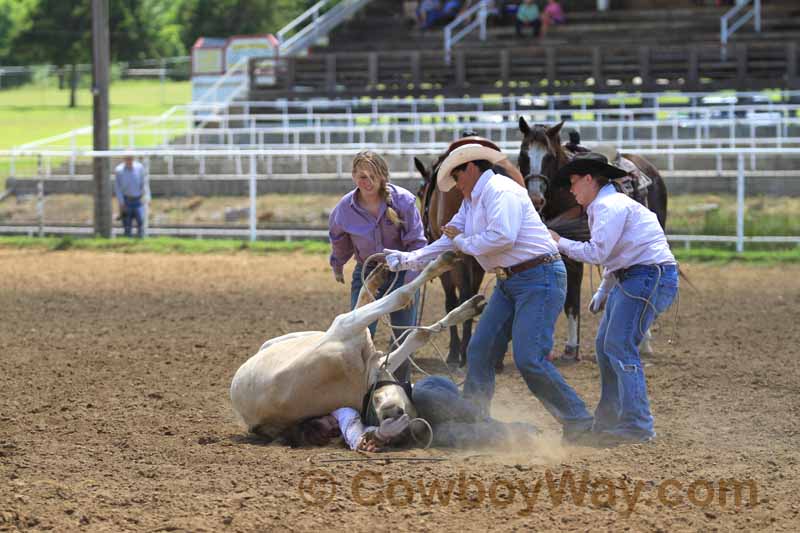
[114,154,150,238]
[550,152,678,446]
[385,144,594,442]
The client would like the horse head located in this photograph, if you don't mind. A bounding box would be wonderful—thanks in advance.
[518,118,576,218]
[524,173,550,213]
[362,371,417,426]
[518,117,568,179]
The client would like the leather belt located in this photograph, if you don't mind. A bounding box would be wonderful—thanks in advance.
[613,263,676,282]
[495,253,561,280]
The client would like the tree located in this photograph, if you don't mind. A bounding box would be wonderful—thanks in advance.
[9,0,189,106]
[174,0,308,51]
[10,0,90,107]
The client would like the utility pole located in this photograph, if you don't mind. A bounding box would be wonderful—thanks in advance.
[92,0,112,237]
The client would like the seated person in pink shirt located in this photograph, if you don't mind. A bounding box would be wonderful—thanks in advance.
[328,151,427,382]
[541,0,565,37]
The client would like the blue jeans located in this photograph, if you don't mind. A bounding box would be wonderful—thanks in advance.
[463,260,593,432]
[122,197,144,238]
[594,264,679,440]
[350,262,419,382]
[412,375,538,448]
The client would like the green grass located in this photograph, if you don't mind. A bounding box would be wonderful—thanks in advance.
[1,235,798,263]
[673,247,800,263]
[0,235,330,255]
[666,194,800,237]
[0,79,191,188]
[0,79,190,150]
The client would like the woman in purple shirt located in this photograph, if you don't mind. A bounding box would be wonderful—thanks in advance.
[329,151,427,381]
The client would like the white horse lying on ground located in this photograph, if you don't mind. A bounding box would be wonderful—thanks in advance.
[230,251,485,441]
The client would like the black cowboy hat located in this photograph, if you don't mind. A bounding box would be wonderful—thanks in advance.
[555,152,628,186]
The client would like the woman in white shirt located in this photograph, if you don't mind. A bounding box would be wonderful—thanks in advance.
[550,152,678,446]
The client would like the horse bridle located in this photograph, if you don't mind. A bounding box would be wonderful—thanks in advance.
[360,379,413,426]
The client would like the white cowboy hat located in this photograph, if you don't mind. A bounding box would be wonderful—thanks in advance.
[436,143,506,192]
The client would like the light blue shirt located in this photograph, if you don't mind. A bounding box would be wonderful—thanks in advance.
[114,161,150,205]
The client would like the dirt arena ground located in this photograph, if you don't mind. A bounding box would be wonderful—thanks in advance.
[1,249,798,532]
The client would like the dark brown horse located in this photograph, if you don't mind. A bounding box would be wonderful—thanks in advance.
[414,136,525,367]
[518,118,669,360]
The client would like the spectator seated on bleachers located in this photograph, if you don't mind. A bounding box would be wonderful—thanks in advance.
[540,0,565,37]
[515,0,541,37]
[500,1,519,26]
[403,1,420,26]
[441,0,463,24]
[417,0,443,29]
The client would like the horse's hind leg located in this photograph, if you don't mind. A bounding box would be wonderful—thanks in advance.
[381,295,486,374]
[440,272,462,365]
[561,259,583,362]
[331,252,459,338]
[354,263,390,309]
[461,258,486,369]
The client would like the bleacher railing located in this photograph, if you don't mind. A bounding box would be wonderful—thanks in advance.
[277,0,371,57]
[721,0,761,55]
[444,0,489,65]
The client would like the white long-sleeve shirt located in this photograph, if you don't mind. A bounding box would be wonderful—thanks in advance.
[557,184,675,291]
[406,170,558,271]
[331,407,375,450]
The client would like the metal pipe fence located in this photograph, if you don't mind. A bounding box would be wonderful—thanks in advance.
[2,148,799,252]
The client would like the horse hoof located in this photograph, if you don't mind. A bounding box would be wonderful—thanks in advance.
[494,361,505,373]
[564,345,580,357]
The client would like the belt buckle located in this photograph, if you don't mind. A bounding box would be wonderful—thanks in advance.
[494,267,508,281]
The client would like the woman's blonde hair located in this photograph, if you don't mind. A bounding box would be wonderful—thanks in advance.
[352,150,404,227]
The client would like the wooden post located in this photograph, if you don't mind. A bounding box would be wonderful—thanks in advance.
[285,57,296,89]
[325,54,337,92]
[455,51,466,88]
[592,47,604,90]
[368,52,378,87]
[736,44,747,86]
[687,46,699,89]
[546,47,556,86]
[91,0,111,237]
[500,49,510,89]
[787,43,798,83]
[411,51,421,88]
[639,46,651,89]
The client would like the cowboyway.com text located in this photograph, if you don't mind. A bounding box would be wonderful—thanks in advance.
[298,468,758,514]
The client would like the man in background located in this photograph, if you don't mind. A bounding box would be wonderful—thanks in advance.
[114,153,150,238]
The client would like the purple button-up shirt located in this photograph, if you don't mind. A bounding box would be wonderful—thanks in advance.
[329,183,427,279]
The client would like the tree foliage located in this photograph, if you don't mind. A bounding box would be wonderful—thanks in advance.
[3,0,311,65]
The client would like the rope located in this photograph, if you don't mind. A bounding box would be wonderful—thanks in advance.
[359,253,461,384]
[409,418,434,449]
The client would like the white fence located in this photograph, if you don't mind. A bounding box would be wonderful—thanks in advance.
[15,88,800,152]
[15,107,800,154]
[3,147,799,252]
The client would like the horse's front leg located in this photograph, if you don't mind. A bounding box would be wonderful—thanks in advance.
[561,258,583,363]
[331,252,458,339]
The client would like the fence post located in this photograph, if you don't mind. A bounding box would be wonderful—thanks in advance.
[37,180,44,238]
[143,157,150,238]
[249,154,257,243]
[736,154,745,253]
